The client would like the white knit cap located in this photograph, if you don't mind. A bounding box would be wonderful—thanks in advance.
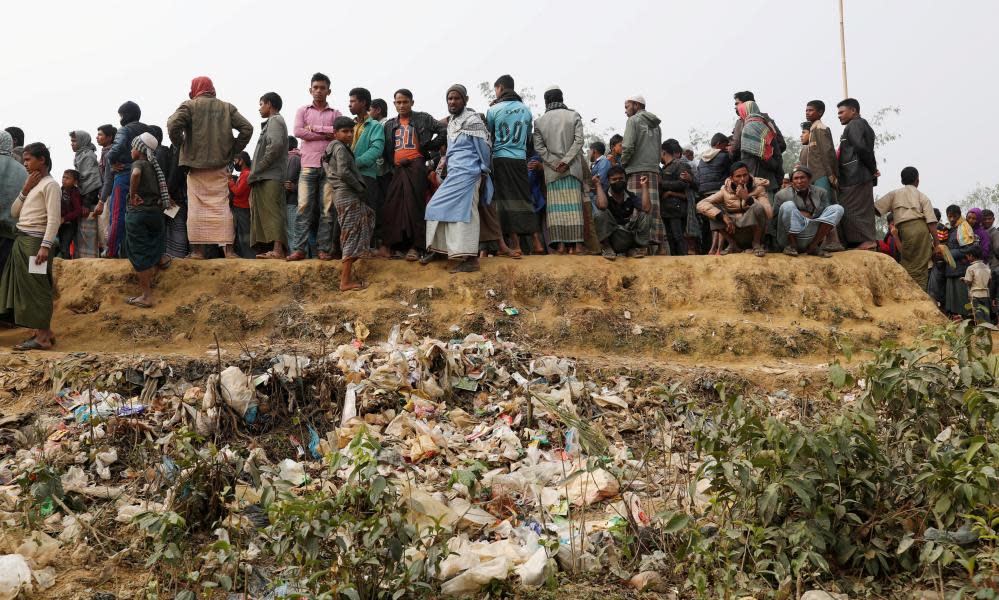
[138,132,158,150]
[545,84,561,92]
[627,95,646,105]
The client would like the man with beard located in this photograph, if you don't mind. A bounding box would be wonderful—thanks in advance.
[423,84,493,273]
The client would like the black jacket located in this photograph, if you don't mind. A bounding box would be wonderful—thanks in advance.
[382,111,446,167]
[838,117,877,187]
[660,158,693,218]
[696,150,732,196]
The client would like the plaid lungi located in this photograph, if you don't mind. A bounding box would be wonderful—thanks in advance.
[186,167,234,245]
[628,172,663,247]
[545,177,584,244]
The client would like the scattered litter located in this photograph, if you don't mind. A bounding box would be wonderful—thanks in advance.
[0,554,32,600]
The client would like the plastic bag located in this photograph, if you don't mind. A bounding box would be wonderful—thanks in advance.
[0,554,32,600]
[219,366,257,422]
[441,556,511,595]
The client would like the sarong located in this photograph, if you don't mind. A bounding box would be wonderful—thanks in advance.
[478,200,502,244]
[428,184,481,260]
[896,219,932,290]
[628,171,663,248]
[75,215,100,258]
[107,171,129,257]
[232,206,253,258]
[492,157,537,235]
[165,203,189,258]
[335,194,375,259]
[250,180,287,246]
[0,234,53,329]
[382,160,427,250]
[125,210,165,272]
[545,177,584,244]
[839,180,876,245]
[186,167,234,245]
[944,276,970,317]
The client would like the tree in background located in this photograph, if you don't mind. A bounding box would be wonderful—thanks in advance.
[959,183,999,213]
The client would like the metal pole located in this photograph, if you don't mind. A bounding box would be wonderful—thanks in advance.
[839,0,849,98]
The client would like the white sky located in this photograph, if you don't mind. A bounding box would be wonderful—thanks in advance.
[2,0,996,206]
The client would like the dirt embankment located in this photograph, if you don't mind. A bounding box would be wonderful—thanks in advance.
[0,251,940,363]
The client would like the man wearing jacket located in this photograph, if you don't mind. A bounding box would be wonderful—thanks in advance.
[659,138,693,256]
[287,73,343,261]
[348,87,385,250]
[533,86,586,254]
[620,95,664,253]
[378,88,446,260]
[249,92,289,259]
[167,76,253,259]
[836,98,878,250]
[799,100,846,252]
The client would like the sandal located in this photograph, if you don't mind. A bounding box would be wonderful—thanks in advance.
[720,247,738,256]
[158,255,173,269]
[753,247,766,258]
[448,260,480,274]
[500,248,523,260]
[405,249,420,262]
[601,247,616,261]
[390,251,405,260]
[126,296,153,309]
[783,246,799,257]
[13,338,52,351]
[185,253,205,261]
[318,251,334,261]
[419,252,440,266]
[808,248,832,258]
[256,251,284,260]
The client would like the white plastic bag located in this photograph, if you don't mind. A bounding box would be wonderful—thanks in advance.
[0,554,32,600]
[441,556,511,595]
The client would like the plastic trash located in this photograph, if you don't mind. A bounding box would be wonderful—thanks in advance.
[277,459,307,486]
[629,571,666,592]
[341,384,358,426]
[515,546,551,587]
[219,366,257,422]
[0,554,32,600]
[441,556,511,595]
[564,469,620,507]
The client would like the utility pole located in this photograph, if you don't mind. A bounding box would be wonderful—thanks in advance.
[839,0,849,98]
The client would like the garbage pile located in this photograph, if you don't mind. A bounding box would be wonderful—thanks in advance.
[0,322,691,597]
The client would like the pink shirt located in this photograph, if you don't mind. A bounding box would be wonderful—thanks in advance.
[294,103,343,168]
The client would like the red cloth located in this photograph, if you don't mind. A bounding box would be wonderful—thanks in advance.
[189,76,216,99]
[61,186,83,223]
[228,170,250,209]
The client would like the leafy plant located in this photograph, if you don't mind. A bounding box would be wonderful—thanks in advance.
[263,429,452,599]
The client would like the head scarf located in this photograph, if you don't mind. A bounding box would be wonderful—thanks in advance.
[131,132,171,209]
[0,131,12,157]
[70,130,96,156]
[738,101,777,161]
[189,76,216,99]
[544,88,568,112]
[967,208,991,258]
[445,85,489,145]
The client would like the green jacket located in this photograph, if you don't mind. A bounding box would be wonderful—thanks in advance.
[621,109,662,175]
[167,96,253,170]
[352,117,385,179]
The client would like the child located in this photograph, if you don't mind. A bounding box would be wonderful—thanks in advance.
[323,116,373,291]
[59,169,84,259]
[963,245,992,326]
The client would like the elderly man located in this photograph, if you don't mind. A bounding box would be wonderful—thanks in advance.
[874,167,938,288]
[423,84,493,273]
[696,161,772,257]
[533,85,585,254]
[167,76,253,259]
[621,94,664,252]
[774,166,844,258]
[836,98,878,250]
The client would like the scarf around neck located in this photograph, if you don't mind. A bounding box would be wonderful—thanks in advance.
[0,131,12,157]
[545,101,569,112]
[131,135,172,209]
[447,108,490,144]
[491,89,523,106]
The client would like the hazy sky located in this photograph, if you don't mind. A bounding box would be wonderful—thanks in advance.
[2,0,995,206]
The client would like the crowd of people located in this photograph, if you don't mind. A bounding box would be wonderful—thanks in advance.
[0,73,995,350]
